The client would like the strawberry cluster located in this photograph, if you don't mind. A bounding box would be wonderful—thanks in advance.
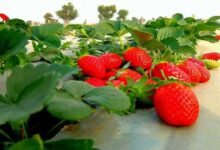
[77,47,220,127]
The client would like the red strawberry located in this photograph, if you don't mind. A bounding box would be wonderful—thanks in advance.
[215,35,220,40]
[152,62,190,82]
[78,55,106,78]
[100,53,122,70]
[194,64,210,83]
[202,52,220,61]
[85,78,106,87]
[154,83,199,126]
[0,13,9,22]
[178,61,201,83]
[187,57,205,67]
[118,69,142,84]
[104,69,118,80]
[109,79,124,87]
[124,47,152,69]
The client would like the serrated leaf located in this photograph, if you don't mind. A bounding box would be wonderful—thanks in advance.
[84,86,130,111]
[0,28,28,60]
[7,63,76,102]
[156,27,184,41]
[178,46,196,55]
[47,91,92,120]
[196,35,218,43]
[194,23,220,33]
[44,35,61,48]
[142,39,165,50]
[178,37,194,46]
[161,37,179,50]
[0,74,58,125]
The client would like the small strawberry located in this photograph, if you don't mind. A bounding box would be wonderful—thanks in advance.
[154,83,199,126]
[187,57,205,67]
[124,47,152,69]
[202,52,220,61]
[194,63,210,83]
[152,62,190,82]
[0,13,9,22]
[203,59,220,69]
[85,78,106,87]
[118,69,142,84]
[78,55,106,78]
[178,61,201,83]
[109,79,124,87]
[100,53,122,70]
[215,35,220,40]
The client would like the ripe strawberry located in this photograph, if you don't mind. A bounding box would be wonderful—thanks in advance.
[124,47,152,69]
[202,52,220,61]
[215,35,220,40]
[109,79,124,87]
[104,69,118,80]
[154,83,199,126]
[194,63,210,83]
[178,61,201,83]
[118,69,142,84]
[78,55,106,78]
[100,53,122,70]
[203,59,220,69]
[187,57,205,67]
[85,78,106,87]
[0,13,9,22]
[152,62,190,82]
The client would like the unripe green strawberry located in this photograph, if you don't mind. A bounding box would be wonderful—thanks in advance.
[154,83,199,126]
[194,63,210,83]
[187,57,205,67]
[124,47,152,69]
[202,52,220,61]
[178,61,201,83]
[152,62,190,82]
[78,55,106,78]
[118,69,142,84]
[100,53,122,70]
[203,59,220,69]
[85,78,106,87]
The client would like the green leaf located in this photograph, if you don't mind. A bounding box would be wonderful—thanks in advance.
[194,23,220,33]
[156,27,184,41]
[8,139,42,150]
[123,21,154,44]
[84,86,130,111]
[47,91,92,120]
[44,35,61,48]
[7,63,76,102]
[63,80,94,99]
[178,46,196,55]
[142,39,165,50]
[161,37,179,50]
[178,37,194,46]
[45,139,98,150]
[196,35,218,43]
[0,74,58,125]
[172,13,184,20]
[0,28,28,60]
[94,21,115,35]
[208,16,220,22]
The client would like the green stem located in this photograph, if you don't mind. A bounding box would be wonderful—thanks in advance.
[0,129,13,142]
[119,35,124,49]
[22,123,28,139]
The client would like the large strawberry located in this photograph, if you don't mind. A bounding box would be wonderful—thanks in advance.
[194,63,210,83]
[118,69,142,84]
[124,47,152,69]
[78,55,106,78]
[202,52,220,61]
[187,57,205,67]
[100,53,122,70]
[178,61,201,83]
[85,78,106,87]
[154,83,199,126]
[152,62,190,82]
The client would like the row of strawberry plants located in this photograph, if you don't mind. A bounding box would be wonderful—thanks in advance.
[0,13,220,149]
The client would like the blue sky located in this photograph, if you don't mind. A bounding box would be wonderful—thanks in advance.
[1,0,220,23]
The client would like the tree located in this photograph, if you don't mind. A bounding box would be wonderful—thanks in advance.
[56,2,78,24]
[44,13,54,24]
[117,9,128,21]
[98,5,117,20]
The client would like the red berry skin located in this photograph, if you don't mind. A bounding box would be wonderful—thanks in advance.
[194,64,210,83]
[152,62,190,82]
[109,79,124,87]
[78,55,106,78]
[187,58,205,67]
[215,35,220,40]
[154,83,199,126]
[100,53,122,70]
[202,52,220,61]
[118,69,142,84]
[178,61,201,83]
[85,78,106,87]
[124,47,152,69]
[104,69,118,80]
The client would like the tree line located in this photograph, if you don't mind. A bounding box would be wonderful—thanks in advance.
[44,2,145,24]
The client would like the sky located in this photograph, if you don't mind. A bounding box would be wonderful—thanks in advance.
[1,0,220,23]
